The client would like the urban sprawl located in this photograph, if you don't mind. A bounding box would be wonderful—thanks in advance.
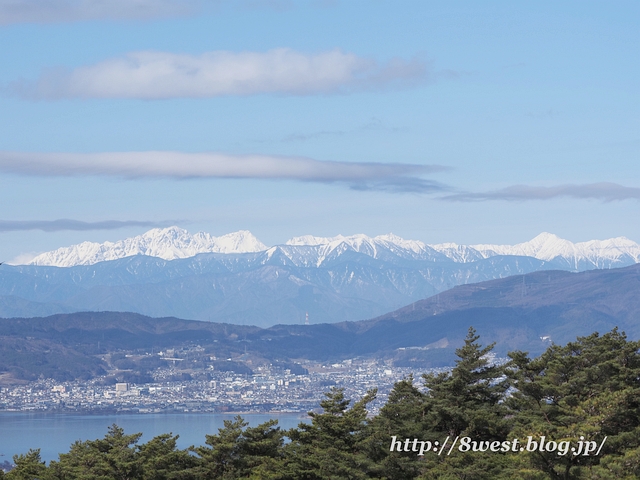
[0,347,451,415]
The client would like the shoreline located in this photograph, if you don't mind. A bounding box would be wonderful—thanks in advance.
[0,410,311,417]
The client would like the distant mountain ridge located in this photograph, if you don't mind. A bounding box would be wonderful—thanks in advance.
[24,227,640,270]
[3,263,640,383]
[29,227,267,266]
[454,232,640,269]
[1,227,638,326]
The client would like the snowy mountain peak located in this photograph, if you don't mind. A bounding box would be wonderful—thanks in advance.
[374,233,427,254]
[205,230,268,254]
[287,232,426,253]
[28,226,267,267]
[434,232,640,268]
[286,235,346,246]
[21,228,640,270]
[530,232,562,242]
[469,232,576,259]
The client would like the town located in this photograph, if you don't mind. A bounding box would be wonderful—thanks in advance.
[0,356,448,416]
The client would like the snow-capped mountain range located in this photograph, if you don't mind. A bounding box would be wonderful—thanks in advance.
[432,233,640,269]
[28,227,267,267]
[26,226,640,270]
[4,226,640,326]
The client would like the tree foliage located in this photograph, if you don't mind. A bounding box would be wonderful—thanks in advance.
[507,328,640,479]
[189,416,283,479]
[5,327,640,480]
[271,387,377,479]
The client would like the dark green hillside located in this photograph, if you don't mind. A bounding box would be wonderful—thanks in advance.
[373,265,640,327]
[0,336,106,382]
[362,263,640,355]
[0,312,259,382]
[1,264,640,381]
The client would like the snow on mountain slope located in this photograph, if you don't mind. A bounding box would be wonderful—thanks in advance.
[287,233,427,253]
[286,233,435,266]
[28,227,268,267]
[427,243,486,263]
[24,228,640,270]
[431,232,640,269]
[286,235,345,246]
[375,234,429,255]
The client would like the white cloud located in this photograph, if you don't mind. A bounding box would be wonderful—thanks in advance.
[0,150,448,193]
[0,0,336,25]
[237,0,294,11]
[0,0,201,24]
[0,219,169,232]
[442,183,640,202]
[10,48,430,99]
[0,0,331,25]
[7,252,39,265]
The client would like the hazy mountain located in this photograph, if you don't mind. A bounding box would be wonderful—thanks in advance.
[1,228,638,326]
[0,251,569,326]
[23,227,640,270]
[439,232,640,269]
[359,263,640,357]
[28,227,267,266]
[3,263,640,381]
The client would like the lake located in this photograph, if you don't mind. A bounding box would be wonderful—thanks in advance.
[0,412,309,463]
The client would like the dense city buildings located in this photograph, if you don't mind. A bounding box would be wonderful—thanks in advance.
[0,357,445,416]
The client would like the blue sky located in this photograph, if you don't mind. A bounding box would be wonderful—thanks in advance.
[0,0,638,263]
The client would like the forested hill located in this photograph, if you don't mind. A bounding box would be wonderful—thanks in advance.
[361,262,640,354]
[1,263,640,382]
[4,329,640,479]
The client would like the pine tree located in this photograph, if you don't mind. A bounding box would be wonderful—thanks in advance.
[136,433,198,480]
[48,424,142,480]
[368,328,514,479]
[508,329,640,479]
[189,416,283,479]
[5,449,48,480]
[365,377,428,479]
[422,327,511,440]
[271,388,377,479]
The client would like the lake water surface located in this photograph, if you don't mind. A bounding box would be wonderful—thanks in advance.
[0,413,308,463]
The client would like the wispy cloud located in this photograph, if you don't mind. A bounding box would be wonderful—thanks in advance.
[0,219,168,233]
[9,49,431,100]
[0,0,202,25]
[350,177,446,194]
[282,117,407,142]
[442,183,640,202]
[0,0,336,25]
[0,151,449,193]
[237,0,294,11]
[525,109,556,119]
